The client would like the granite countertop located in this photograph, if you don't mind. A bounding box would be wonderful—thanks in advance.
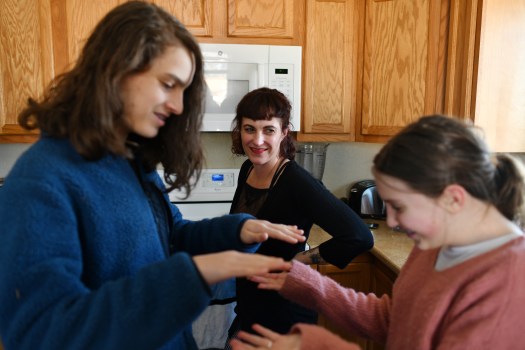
[307,219,414,274]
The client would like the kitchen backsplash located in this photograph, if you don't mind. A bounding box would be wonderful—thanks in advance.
[0,134,381,199]
[200,133,383,198]
[0,143,30,179]
[2,136,524,200]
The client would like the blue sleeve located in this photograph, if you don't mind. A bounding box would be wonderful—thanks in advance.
[151,171,260,255]
[0,179,210,349]
[170,212,260,254]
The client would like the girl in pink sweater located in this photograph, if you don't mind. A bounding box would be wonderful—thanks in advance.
[230,115,525,350]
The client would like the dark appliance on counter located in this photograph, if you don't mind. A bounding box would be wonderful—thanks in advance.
[347,180,386,219]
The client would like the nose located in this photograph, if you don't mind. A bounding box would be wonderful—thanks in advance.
[253,131,265,145]
[166,89,184,115]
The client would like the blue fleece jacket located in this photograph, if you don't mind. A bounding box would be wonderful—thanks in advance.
[0,136,255,349]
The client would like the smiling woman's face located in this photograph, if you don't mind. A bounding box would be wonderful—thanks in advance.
[240,117,287,169]
[120,45,195,138]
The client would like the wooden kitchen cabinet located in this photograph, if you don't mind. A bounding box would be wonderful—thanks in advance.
[356,0,448,143]
[300,0,361,141]
[316,254,372,349]
[0,0,122,143]
[299,0,449,143]
[0,0,305,143]
[195,0,305,45]
[367,257,396,350]
[0,0,54,143]
[314,253,398,350]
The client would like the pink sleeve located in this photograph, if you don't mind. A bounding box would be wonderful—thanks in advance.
[280,260,391,343]
[292,323,362,350]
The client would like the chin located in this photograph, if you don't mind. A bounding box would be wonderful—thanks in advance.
[415,240,439,250]
[136,129,159,139]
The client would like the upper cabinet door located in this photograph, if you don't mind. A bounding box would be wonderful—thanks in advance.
[301,0,361,141]
[228,0,294,38]
[50,0,121,75]
[299,0,448,143]
[153,0,213,37]
[356,0,448,142]
[0,0,54,142]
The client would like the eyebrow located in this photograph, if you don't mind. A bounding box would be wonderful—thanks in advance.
[165,73,192,88]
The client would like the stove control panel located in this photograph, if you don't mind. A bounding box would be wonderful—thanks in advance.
[159,168,240,202]
[202,171,236,189]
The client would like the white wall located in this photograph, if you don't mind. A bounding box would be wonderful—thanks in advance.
[0,144,31,178]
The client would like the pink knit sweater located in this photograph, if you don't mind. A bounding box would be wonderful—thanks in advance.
[283,236,525,350]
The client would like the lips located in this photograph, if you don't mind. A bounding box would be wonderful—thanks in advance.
[250,147,267,155]
[154,112,168,126]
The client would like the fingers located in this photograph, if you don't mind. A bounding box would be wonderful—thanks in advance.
[236,329,276,349]
[248,272,286,291]
[194,252,291,285]
[252,324,280,340]
[265,223,305,243]
[241,220,305,245]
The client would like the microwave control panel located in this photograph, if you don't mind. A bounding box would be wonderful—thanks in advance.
[268,63,294,103]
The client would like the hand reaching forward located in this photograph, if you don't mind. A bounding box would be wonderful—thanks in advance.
[193,251,291,285]
[230,324,301,350]
[248,271,288,292]
[240,219,305,245]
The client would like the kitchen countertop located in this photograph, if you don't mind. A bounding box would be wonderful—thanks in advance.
[307,219,414,274]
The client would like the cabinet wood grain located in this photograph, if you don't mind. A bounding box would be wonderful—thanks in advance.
[0,0,53,142]
[356,0,448,142]
[228,0,294,38]
[300,0,361,141]
[153,0,213,37]
[0,0,305,143]
[299,0,448,143]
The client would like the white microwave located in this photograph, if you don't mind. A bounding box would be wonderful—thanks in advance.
[199,43,302,132]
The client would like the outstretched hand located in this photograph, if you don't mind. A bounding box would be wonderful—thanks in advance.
[193,251,291,285]
[230,324,301,350]
[248,271,288,292]
[240,219,305,245]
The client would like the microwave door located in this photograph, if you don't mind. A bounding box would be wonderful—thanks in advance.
[203,62,262,131]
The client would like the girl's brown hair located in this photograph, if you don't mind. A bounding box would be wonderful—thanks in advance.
[18,1,205,194]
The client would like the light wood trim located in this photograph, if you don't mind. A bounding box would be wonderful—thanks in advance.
[228,0,294,38]
[154,0,213,37]
[423,0,448,115]
[0,125,39,143]
[443,0,481,119]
